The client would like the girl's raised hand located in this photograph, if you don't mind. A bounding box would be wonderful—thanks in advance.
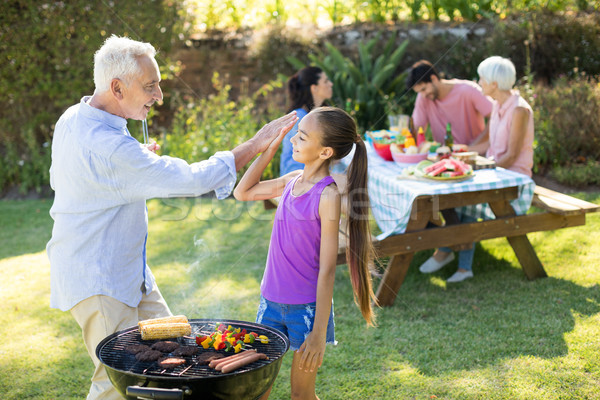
[253,112,297,154]
[265,119,295,154]
[296,331,326,373]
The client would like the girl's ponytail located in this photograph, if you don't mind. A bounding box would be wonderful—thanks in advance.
[346,138,377,326]
[313,106,378,326]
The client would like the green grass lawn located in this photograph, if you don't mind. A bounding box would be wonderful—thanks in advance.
[1,194,599,399]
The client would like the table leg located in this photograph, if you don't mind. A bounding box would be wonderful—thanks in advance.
[489,200,548,280]
[374,199,434,306]
[375,253,414,307]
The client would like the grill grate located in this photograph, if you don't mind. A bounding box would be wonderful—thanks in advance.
[98,319,289,378]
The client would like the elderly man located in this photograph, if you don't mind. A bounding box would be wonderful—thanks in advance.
[46,35,296,400]
[407,59,493,146]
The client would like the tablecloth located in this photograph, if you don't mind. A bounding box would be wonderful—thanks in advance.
[333,142,535,240]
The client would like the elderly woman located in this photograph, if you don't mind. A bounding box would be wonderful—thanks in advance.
[419,56,534,283]
[470,56,534,176]
[279,66,333,176]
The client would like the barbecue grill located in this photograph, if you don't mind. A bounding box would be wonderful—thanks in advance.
[96,319,290,400]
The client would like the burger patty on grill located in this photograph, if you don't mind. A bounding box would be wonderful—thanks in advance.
[151,341,180,353]
[172,345,198,357]
[135,350,163,362]
[124,344,151,355]
[158,357,186,369]
[195,351,225,365]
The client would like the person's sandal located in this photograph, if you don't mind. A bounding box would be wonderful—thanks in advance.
[446,270,473,283]
[418,252,455,273]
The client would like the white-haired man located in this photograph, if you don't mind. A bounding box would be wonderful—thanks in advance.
[46,35,296,399]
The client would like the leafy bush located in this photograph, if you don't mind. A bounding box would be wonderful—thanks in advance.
[550,161,600,187]
[288,35,410,133]
[0,0,187,194]
[162,73,283,180]
[532,74,600,176]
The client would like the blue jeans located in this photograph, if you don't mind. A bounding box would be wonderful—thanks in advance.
[440,213,476,271]
[439,244,475,271]
[256,295,336,351]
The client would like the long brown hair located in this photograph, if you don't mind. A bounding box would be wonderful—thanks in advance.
[313,107,378,326]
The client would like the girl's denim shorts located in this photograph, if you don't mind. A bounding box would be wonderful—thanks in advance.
[256,295,337,351]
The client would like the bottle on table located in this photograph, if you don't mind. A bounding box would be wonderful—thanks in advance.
[416,126,426,147]
[444,123,454,148]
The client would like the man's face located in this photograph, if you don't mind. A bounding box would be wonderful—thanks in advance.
[413,79,439,101]
[119,54,163,120]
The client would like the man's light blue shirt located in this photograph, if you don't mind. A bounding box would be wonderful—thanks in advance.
[47,97,237,311]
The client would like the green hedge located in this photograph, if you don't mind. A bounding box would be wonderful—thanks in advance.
[532,74,600,186]
[0,0,187,194]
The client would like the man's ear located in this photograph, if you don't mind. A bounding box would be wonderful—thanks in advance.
[430,75,439,85]
[319,147,334,160]
[111,79,124,100]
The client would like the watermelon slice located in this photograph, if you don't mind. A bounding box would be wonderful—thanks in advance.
[427,164,448,177]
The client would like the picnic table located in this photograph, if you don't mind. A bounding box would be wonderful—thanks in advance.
[331,143,600,306]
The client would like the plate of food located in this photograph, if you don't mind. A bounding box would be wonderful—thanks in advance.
[399,158,474,181]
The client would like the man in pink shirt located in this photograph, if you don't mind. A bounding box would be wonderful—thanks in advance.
[408,60,493,145]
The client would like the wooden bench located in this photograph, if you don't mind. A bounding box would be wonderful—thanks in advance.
[531,186,599,215]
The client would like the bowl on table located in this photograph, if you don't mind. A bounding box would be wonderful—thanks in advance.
[368,130,397,161]
[373,141,394,161]
[391,150,428,165]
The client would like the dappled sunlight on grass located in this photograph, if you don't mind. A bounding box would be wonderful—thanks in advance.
[0,246,91,399]
[429,276,447,288]
[384,359,423,377]
[2,196,600,399]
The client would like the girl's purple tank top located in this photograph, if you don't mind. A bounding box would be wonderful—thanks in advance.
[261,174,336,304]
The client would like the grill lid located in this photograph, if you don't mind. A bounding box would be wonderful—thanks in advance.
[97,319,289,380]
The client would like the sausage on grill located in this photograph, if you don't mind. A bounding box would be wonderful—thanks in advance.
[220,352,268,374]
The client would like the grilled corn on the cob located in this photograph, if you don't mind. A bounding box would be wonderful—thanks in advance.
[139,322,192,340]
[137,315,188,330]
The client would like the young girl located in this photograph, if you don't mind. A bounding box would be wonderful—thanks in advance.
[234,106,377,400]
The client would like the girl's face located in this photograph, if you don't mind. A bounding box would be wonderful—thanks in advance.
[291,112,332,165]
[311,73,333,106]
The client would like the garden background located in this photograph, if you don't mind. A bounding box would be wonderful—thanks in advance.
[1,0,600,196]
[1,1,600,399]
